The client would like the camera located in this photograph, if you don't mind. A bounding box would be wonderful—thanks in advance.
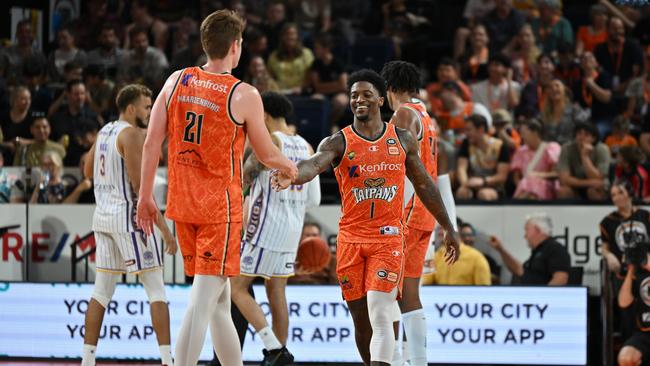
[625,241,650,267]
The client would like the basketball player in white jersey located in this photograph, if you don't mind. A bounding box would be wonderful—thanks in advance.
[231,92,321,365]
[81,84,177,366]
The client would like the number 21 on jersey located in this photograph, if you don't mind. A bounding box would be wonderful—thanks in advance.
[183,111,204,144]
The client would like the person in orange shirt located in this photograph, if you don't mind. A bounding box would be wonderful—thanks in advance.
[272,69,459,365]
[605,115,638,157]
[136,10,297,366]
[380,60,438,366]
[425,58,472,116]
[576,4,608,56]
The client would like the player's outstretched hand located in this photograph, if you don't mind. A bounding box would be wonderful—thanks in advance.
[443,230,460,265]
[271,170,293,191]
[163,232,178,255]
[281,161,299,182]
[136,195,158,236]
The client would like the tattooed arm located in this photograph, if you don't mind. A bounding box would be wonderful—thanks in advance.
[243,134,281,191]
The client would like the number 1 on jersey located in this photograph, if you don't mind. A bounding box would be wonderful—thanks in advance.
[184,111,204,144]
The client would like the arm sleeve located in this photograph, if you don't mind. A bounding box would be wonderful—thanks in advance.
[306,174,321,208]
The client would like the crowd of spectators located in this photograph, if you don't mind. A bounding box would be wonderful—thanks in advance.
[1,0,650,204]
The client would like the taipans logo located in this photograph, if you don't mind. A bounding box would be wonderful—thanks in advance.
[181,73,193,86]
[351,178,398,203]
[641,276,650,306]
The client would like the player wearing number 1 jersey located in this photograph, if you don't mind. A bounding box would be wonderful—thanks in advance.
[272,69,459,365]
[381,61,439,366]
[136,10,297,366]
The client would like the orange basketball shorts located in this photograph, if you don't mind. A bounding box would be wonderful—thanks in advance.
[403,227,433,278]
[336,240,404,302]
[176,221,242,277]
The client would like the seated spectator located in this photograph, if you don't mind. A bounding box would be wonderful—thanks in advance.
[540,78,575,145]
[49,80,101,154]
[605,116,638,157]
[452,0,495,59]
[471,53,521,114]
[22,56,54,114]
[617,252,650,366]
[0,153,16,203]
[459,23,490,83]
[436,81,492,138]
[488,213,570,285]
[573,51,615,138]
[0,86,34,164]
[47,27,87,83]
[483,0,525,54]
[170,34,205,71]
[514,53,555,120]
[425,58,472,116]
[83,65,115,119]
[65,120,98,167]
[575,4,609,55]
[118,27,169,92]
[554,42,581,87]
[510,119,561,200]
[261,0,289,53]
[640,111,650,160]
[29,151,69,204]
[13,115,66,168]
[610,147,650,203]
[267,23,314,94]
[86,23,125,80]
[503,24,541,83]
[3,20,47,85]
[491,108,520,152]
[63,153,93,204]
[557,122,611,201]
[594,17,644,93]
[625,48,650,125]
[61,61,84,85]
[456,114,510,201]
[460,221,502,284]
[530,0,573,55]
[308,32,349,128]
[244,56,280,94]
[288,222,337,285]
[123,0,169,52]
[294,0,332,35]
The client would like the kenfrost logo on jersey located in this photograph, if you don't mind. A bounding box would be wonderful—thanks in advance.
[181,74,193,86]
[351,177,398,203]
[184,75,229,93]
[348,165,360,178]
[352,162,403,175]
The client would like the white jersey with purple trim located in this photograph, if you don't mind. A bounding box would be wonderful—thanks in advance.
[243,132,320,253]
[92,121,138,233]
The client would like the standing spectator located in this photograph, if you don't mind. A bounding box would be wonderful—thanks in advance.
[118,28,169,92]
[3,20,47,84]
[47,27,87,83]
[530,0,573,55]
[436,81,492,136]
[510,119,561,200]
[456,114,510,201]
[557,122,611,201]
[244,56,280,94]
[262,1,288,53]
[459,24,490,84]
[86,24,125,80]
[308,32,349,129]
[267,23,315,94]
[489,213,570,285]
[471,53,521,114]
[575,4,609,56]
[605,116,638,157]
[610,147,650,203]
[540,79,575,145]
[483,0,525,54]
[83,65,115,119]
[594,17,644,93]
[573,51,615,138]
[0,86,34,164]
[515,53,555,120]
[123,0,169,53]
[426,58,472,116]
[503,24,541,83]
[13,115,66,168]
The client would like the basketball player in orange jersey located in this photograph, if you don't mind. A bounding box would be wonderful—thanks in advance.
[136,10,297,366]
[272,69,459,366]
[381,61,438,366]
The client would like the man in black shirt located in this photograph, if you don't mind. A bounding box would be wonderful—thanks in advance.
[618,253,650,366]
[593,17,644,93]
[489,213,571,285]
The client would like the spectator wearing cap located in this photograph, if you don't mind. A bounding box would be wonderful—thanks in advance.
[456,114,510,201]
[483,0,526,54]
[86,24,125,80]
[515,53,555,120]
[83,65,115,119]
[426,58,472,116]
[510,119,561,200]
[459,23,490,84]
[557,122,611,201]
[540,78,575,145]
[492,109,520,152]
[530,0,573,55]
[594,17,644,93]
[605,116,638,157]
[471,53,521,114]
[437,81,492,137]
[576,4,609,56]
[572,51,615,139]
[610,146,650,202]
[13,115,65,168]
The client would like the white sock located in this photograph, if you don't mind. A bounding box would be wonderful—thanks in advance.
[258,326,282,350]
[175,275,227,366]
[81,344,96,366]
[209,279,243,366]
[403,309,427,366]
[402,340,409,363]
[391,336,403,366]
[159,345,173,365]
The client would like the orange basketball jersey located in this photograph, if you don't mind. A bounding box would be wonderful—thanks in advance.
[401,101,438,231]
[334,123,406,243]
[166,67,246,224]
